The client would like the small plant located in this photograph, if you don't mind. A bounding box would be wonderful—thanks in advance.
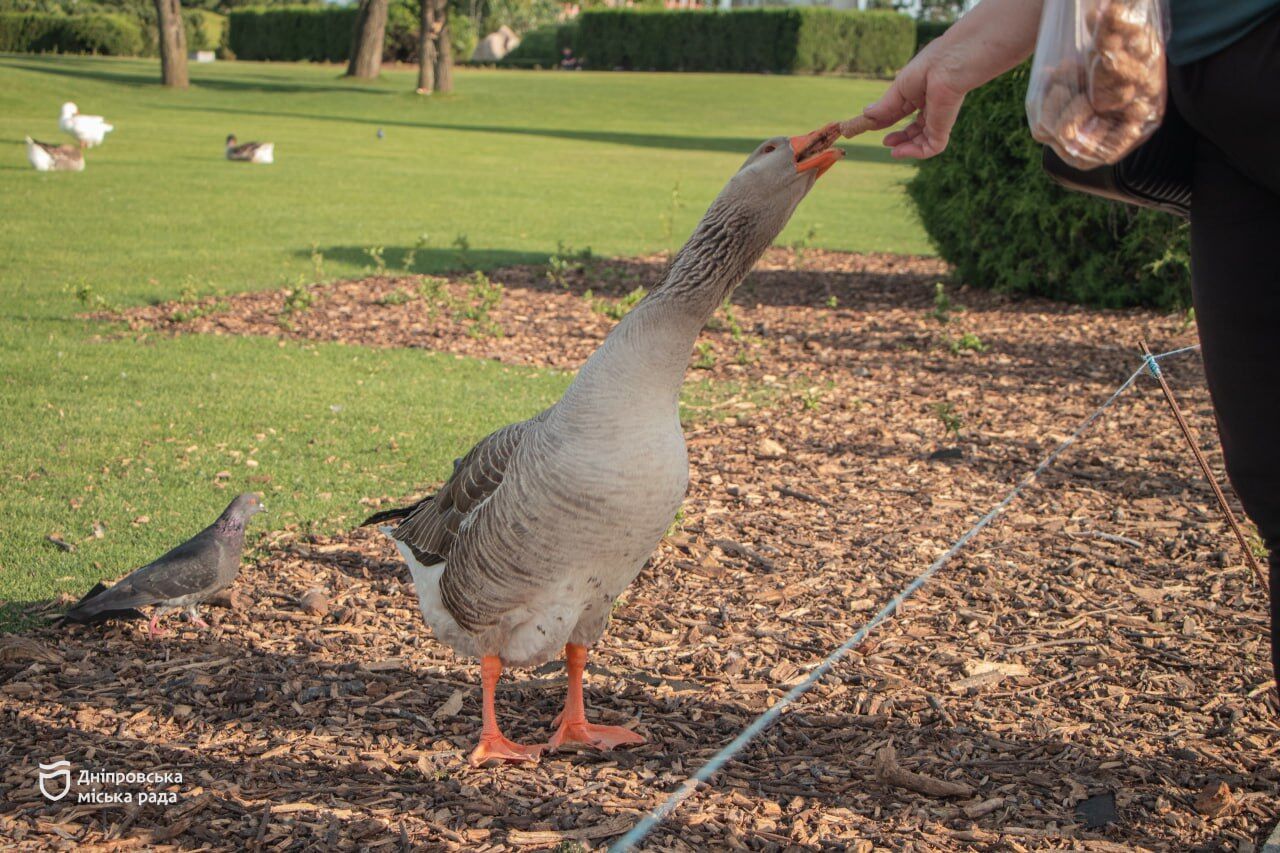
[929,282,954,324]
[692,341,716,370]
[826,294,839,309]
[717,297,744,341]
[281,280,315,316]
[946,332,989,354]
[791,223,820,269]
[69,281,107,311]
[376,287,416,307]
[417,275,448,315]
[800,387,824,411]
[659,180,683,253]
[1178,306,1197,333]
[586,286,647,321]
[453,233,472,269]
[546,241,595,288]
[933,402,963,439]
[455,271,504,339]
[401,232,430,273]
[309,243,325,282]
[364,246,387,275]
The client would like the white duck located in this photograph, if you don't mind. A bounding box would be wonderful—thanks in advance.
[59,102,113,148]
[26,136,84,172]
[362,124,845,767]
[225,135,274,164]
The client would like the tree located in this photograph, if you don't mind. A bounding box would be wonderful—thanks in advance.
[347,0,390,79]
[415,0,452,94]
[153,0,189,88]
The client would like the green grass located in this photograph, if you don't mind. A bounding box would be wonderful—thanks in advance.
[0,55,927,620]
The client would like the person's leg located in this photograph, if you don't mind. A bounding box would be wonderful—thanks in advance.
[1170,14,1280,685]
[1182,141,1280,684]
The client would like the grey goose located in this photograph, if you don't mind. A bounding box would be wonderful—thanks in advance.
[363,125,846,766]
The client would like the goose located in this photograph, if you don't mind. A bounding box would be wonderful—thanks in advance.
[59,102,113,148]
[361,124,845,767]
[225,135,274,164]
[26,136,84,172]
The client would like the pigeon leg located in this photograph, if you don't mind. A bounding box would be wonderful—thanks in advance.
[185,606,209,629]
[469,656,542,767]
[147,611,170,638]
[546,644,645,752]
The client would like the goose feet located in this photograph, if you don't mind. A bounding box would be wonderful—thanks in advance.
[470,733,543,767]
[547,719,645,752]
[545,644,645,753]
[470,656,541,767]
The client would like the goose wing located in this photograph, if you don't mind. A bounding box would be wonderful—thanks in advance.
[388,411,547,567]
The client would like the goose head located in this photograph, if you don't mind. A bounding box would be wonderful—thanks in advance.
[225,134,238,147]
[715,122,845,240]
[61,102,78,119]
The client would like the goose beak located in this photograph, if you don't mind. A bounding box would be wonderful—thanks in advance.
[790,123,845,179]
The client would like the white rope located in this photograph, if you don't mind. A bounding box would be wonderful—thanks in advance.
[610,345,1201,851]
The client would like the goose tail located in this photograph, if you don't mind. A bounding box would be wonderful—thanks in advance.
[359,502,420,528]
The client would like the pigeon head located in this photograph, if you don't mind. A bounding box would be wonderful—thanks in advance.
[225,492,267,521]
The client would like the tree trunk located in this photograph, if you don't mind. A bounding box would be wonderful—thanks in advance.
[153,0,188,89]
[346,0,389,79]
[415,0,436,93]
[432,0,453,94]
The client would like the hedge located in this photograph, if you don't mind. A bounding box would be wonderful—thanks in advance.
[227,6,355,62]
[915,19,949,50]
[575,8,912,75]
[228,4,472,63]
[0,11,145,54]
[906,64,1190,308]
[495,21,569,67]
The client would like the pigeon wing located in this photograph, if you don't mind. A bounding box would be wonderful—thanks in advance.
[67,531,225,616]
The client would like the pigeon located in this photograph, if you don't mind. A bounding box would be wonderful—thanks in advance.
[63,493,265,636]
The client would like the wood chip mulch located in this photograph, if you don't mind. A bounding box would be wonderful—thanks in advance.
[6,249,1277,851]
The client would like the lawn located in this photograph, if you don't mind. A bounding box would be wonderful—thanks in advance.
[0,54,927,620]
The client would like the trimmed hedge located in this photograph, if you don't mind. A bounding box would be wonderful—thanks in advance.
[495,21,568,67]
[227,6,355,62]
[0,11,145,54]
[915,19,949,50]
[907,64,1190,308]
[229,4,472,63]
[576,8,912,75]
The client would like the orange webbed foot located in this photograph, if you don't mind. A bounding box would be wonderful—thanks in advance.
[469,733,543,767]
[547,720,645,752]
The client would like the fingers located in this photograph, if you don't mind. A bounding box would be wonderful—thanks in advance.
[880,89,966,159]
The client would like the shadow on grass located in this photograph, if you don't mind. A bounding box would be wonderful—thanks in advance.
[159,104,898,161]
[0,56,397,96]
[300,245,546,275]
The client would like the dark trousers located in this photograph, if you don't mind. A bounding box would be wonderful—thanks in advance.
[1169,12,1280,685]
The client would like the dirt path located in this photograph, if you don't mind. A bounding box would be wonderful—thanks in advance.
[5,250,1275,850]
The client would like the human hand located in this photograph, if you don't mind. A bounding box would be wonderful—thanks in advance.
[862,42,968,159]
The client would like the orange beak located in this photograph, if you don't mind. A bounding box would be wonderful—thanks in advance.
[790,122,845,179]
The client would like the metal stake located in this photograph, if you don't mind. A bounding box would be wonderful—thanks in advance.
[1140,341,1269,594]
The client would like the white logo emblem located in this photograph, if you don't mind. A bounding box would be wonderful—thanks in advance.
[38,760,71,801]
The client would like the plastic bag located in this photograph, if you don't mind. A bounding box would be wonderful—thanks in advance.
[1026,0,1169,169]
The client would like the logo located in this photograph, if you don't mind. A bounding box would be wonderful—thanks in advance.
[38,760,72,801]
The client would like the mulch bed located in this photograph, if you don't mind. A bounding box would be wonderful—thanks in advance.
[3,249,1276,851]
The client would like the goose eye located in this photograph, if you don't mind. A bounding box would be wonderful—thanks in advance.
[761,144,777,154]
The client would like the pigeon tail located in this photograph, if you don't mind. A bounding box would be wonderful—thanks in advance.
[62,582,147,624]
